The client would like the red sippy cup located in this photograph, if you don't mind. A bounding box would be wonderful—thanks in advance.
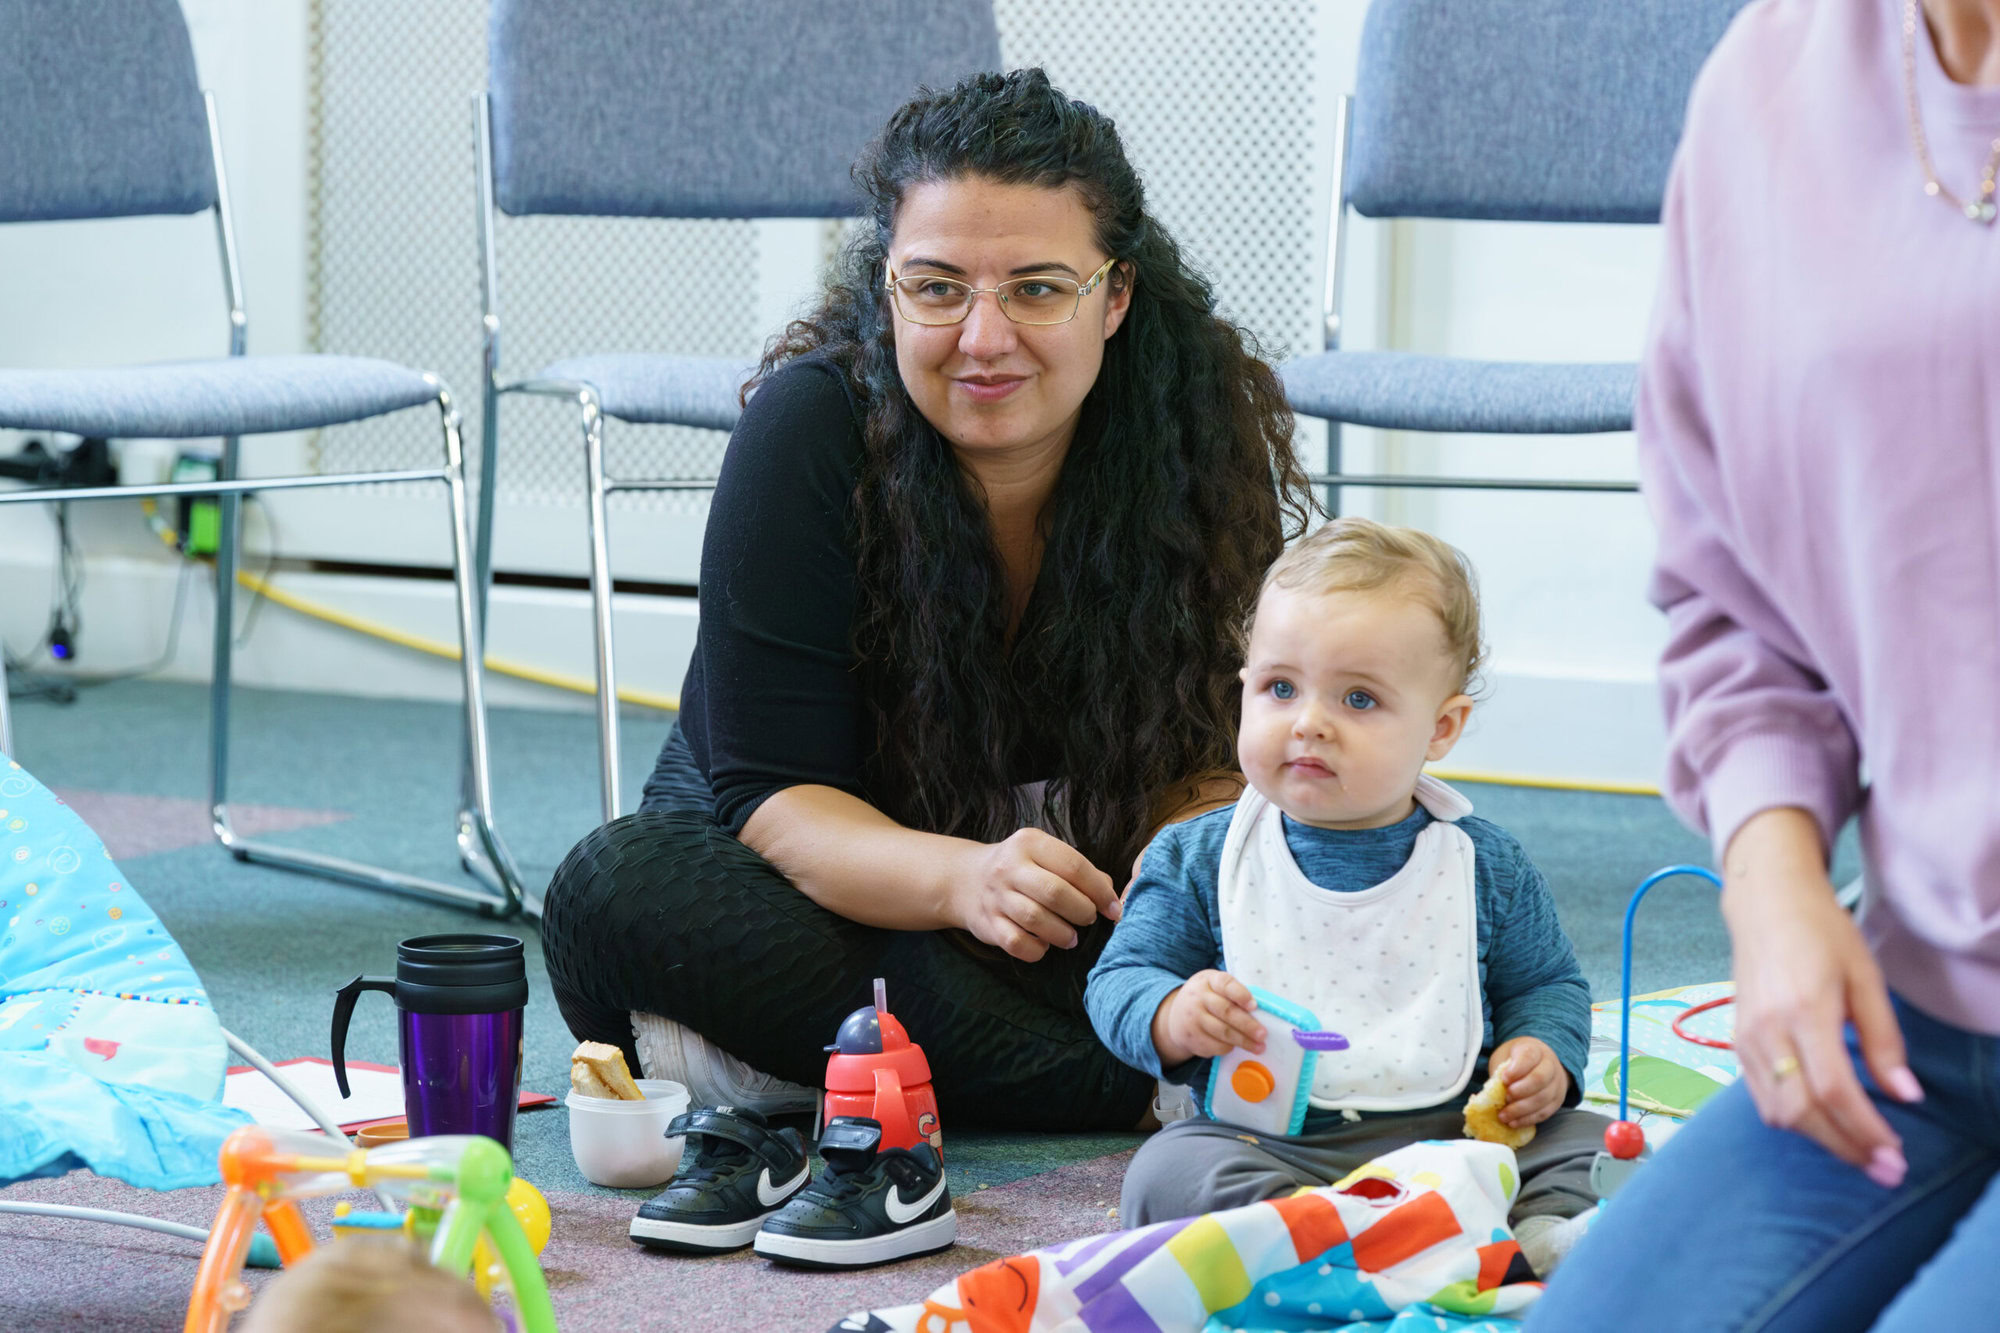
[821,978,942,1155]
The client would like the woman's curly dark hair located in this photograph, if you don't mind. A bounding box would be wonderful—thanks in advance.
[750,68,1315,881]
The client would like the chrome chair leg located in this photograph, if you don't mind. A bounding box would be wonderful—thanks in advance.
[462,347,522,903]
[438,391,531,915]
[581,392,622,824]
[206,395,529,917]
[0,638,13,755]
[208,436,244,853]
[473,348,502,667]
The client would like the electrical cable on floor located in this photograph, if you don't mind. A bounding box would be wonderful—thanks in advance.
[1426,768,1661,798]
[21,502,1665,795]
[134,498,680,713]
[49,500,82,662]
[82,559,195,685]
[2,491,203,705]
[0,651,77,705]
[234,495,280,649]
[4,561,194,700]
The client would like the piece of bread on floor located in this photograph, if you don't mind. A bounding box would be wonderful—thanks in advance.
[1463,1069,1536,1149]
[570,1040,644,1100]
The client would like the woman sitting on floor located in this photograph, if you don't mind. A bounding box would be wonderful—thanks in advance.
[539,67,1314,1132]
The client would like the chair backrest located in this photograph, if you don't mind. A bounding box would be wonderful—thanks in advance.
[0,0,217,224]
[488,0,1002,220]
[1345,0,1753,224]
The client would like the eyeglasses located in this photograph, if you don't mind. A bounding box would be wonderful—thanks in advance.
[884,256,1121,326]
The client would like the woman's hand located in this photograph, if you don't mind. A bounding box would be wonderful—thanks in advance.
[1151,970,1267,1068]
[950,828,1121,962]
[1723,808,1922,1188]
[1489,1036,1567,1127]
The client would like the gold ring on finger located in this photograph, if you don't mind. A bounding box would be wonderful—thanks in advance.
[1771,1054,1801,1080]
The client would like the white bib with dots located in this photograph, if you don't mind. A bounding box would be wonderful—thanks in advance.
[1217,775,1481,1113]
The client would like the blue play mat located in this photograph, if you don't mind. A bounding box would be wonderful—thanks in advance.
[0,754,248,1189]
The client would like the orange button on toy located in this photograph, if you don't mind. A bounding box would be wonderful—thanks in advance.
[1231,1060,1276,1103]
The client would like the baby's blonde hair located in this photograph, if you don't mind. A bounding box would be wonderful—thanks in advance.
[1250,516,1486,696]
[239,1239,500,1333]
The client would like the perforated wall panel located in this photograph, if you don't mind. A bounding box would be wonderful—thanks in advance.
[308,0,756,519]
[305,1,1330,571]
[994,0,1329,367]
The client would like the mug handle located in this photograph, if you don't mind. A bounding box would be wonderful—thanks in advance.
[330,975,395,1098]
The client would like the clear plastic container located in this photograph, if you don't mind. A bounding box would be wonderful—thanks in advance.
[565,1077,689,1188]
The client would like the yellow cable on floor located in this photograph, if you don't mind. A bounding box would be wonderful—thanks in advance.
[133,505,1665,793]
[234,566,681,712]
[1428,768,1662,798]
[138,499,680,712]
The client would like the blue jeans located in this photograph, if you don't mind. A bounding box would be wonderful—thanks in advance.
[1527,994,2000,1332]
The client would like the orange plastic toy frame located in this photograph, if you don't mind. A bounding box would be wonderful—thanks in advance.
[184,1125,553,1333]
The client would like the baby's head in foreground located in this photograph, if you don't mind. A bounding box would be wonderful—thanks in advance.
[238,1238,501,1333]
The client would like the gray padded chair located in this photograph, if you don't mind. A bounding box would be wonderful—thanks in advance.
[478,0,1001,821]
[0,0,526,916]
[1286,0,1752,504]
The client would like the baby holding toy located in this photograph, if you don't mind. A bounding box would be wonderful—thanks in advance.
[1085,517,1601,1276]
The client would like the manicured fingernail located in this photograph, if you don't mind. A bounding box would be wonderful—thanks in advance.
[1866,1146,1906,1189]
[1886,1067,1924,1103]
[1109,900,1123,921]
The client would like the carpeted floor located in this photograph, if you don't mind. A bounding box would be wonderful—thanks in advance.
[0,678,1856,1331]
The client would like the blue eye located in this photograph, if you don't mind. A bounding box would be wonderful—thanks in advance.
[1268,680,1296,700]
[1345,690,1376,711]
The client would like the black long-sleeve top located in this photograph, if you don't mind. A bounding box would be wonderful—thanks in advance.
[679,355,1060,836]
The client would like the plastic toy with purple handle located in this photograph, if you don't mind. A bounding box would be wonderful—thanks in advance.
[1293,1030,1350,1051]
[1206,988,1348,1135]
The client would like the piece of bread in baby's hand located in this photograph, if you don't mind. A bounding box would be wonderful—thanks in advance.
[570,1040,644,1100]
[1463,1069,1535,1149]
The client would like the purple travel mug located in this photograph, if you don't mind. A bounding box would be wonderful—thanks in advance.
[330,934,528,1149]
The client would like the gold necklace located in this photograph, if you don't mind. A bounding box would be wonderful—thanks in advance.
[1902,0,2000,223]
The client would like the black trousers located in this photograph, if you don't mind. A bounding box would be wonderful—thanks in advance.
[539,809,1154,1131]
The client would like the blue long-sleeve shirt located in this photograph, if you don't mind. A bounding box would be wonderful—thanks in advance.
[1085,800,1591,1133]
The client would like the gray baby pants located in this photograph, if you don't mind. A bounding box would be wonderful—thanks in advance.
[1120,1106,1604,1227]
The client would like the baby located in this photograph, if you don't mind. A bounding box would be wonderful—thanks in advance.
[239,1239,500,1333]
[1085,517,1600,1276]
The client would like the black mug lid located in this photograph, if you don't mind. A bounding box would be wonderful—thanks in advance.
[395,934,525,991]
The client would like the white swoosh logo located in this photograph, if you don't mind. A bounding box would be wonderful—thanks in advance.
[757,1165,807,1207]
[884,1174,947,1224]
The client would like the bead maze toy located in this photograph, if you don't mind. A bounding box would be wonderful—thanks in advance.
[1592,864,1728,1199]
[184,1125,556,1333]
[1205,985,1350,1136]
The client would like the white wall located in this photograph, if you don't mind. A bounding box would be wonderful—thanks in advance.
[1315,0,1670,787]
[0,1,694,721]
[2,1,1674,788]
[1375,221,1669,786]
[0,0,323,683]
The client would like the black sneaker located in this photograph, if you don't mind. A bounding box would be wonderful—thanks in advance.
[628,1106,810,1253]
[753,1116,956,1269]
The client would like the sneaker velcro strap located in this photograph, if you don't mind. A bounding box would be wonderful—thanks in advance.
[818,1116,884,1155]
[668,1107,797,1170]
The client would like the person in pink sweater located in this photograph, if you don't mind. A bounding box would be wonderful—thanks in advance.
[1529,1,2000,1329]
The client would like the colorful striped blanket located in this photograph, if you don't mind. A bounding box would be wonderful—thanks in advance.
[834,1139,1544,1333]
